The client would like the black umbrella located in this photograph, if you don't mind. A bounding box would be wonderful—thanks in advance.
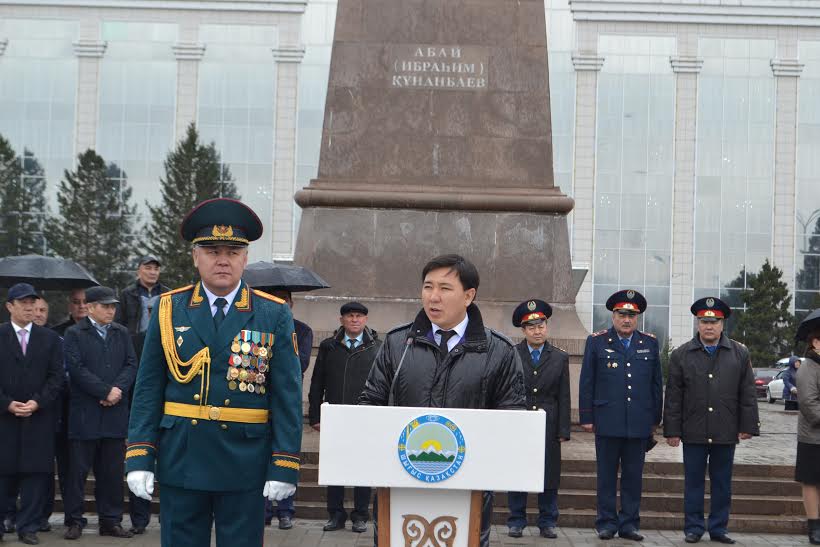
[796,308,820,342]
[244,261,330,293]
[0,254,99,290]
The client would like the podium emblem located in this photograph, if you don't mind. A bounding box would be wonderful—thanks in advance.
[398,414,466,483]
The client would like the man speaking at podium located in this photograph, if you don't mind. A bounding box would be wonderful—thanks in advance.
[359,254,526,546]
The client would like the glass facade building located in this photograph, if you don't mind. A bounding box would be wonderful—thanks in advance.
[0,0,818,345]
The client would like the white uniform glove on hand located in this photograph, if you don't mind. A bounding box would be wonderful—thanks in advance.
[263,480,296,501]
[127,470,155,501]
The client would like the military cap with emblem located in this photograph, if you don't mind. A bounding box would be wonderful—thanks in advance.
[180,197,263,246]
[340,301,368,315]
[690,296,731,321]
[512,299,553,327]
[605,289,647,314]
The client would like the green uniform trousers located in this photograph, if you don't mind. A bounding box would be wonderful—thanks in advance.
[159,483,265,547]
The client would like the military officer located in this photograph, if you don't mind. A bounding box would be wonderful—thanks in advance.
[579,289,662,541]
[125,198,303,547]
[506,299,570,539]
[663,297,759,545]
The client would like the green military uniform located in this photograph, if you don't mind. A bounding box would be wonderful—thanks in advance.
[126,199,303,546]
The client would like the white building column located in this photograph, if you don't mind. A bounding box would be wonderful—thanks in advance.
[172,26,206,141]
[770,54,803,305]
[571,50,604,331]
[668,52,703,347]
[73,23,106,154]
[271,44,304,259]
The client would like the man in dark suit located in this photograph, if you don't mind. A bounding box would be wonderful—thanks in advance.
[62,286,137,540]
[579,289,663,541]
[0,283,65,545]
[506,299,570,539]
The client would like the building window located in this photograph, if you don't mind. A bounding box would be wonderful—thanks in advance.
[198,24,277,262]
[592,35,676,343]
[0,18,78,252]
[693,38,776,329]
[97,21,177,231]
[796,41,820,320]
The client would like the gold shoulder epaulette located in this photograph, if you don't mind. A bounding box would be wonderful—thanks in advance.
[592,329,608,337]
[642,331,657,339]
[252,289,285,304]
[162,284,194,297]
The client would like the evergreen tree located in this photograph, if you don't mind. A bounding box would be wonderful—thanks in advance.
[0,138,48,256]
[145,123,239,287]
[46,150,137,289]
[732,259,797,367]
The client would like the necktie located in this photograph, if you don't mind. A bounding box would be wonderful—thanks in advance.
[213,297,227,329]
[18,329,27,355]
[531,349,541,363]
[436,329,456,357]
[95,324,109,340]
[347,339,356,349]
[705,345,717,355]
[621,338,630,351]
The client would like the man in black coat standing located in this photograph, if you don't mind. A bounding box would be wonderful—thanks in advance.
[309,301,381,533]
[0,283,64,545]
[62,286,137,540]
[664,297,760,545]
[506,299,570,539]
[359,254,525,547]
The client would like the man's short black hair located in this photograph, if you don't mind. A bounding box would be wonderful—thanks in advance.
[421,254,480,292]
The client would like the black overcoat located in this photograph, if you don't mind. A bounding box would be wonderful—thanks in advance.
[517,341,570,490]
[663,334,760,444]
[64,318,137,440]
[0,322,65,473]
[308,327,381,425]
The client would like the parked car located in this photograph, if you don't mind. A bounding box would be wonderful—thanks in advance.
[753,368,781,398]
[774,357,792,369]
[766,369,789,403]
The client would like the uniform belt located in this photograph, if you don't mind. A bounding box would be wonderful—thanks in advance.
[164,402,269,424]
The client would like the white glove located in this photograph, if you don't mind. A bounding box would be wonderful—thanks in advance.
[127,470,155,501]
[263,480,296,501]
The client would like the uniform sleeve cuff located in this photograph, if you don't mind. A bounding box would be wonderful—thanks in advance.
[125,442,157,472]
[267,452,300,484]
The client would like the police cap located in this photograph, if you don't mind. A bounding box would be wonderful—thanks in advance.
[690,296,731,321]
[512,299,552,327]
[605,289,647,314]
[180,198,263,246]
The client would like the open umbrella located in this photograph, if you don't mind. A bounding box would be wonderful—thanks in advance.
[243,261,330,293]
[0,254,99,290]
[796,308,820,342]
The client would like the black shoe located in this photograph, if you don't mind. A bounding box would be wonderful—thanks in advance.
[619,530,644,541]
[598,529,616,540]
[99,524,134,538]
[540,527,557,538]
[64,525,82,540]
[129,526,146,535]
[685,533,702,543]
[508,526,523,538]
[278,516,293,530]
[323,518,345,532]
[39,522,52,532]
[710,534,736,544]
[809,519,820,545]
[352,520,367,533]
[18,532,39,545]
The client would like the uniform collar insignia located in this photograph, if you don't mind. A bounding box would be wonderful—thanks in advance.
[174,326,191,332]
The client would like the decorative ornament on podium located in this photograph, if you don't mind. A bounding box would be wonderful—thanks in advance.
[402,514,458,547]
[398,415,466,483]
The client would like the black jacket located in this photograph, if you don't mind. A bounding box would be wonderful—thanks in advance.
[358,304,525,410]
[115,280,171,336]
[0,323,65,473]
[517,341,570,490]
[64,318,138,440]
[663,334,760,444]
[308,327,381,425]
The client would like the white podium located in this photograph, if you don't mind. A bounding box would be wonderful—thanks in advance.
[318,404,546,546]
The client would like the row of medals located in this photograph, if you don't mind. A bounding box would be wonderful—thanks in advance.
[226,336,270,394]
